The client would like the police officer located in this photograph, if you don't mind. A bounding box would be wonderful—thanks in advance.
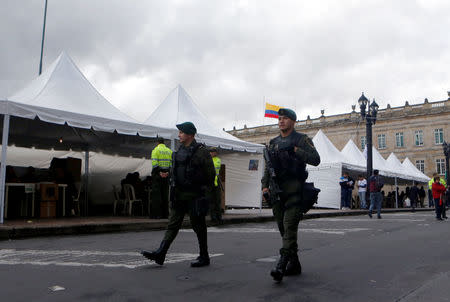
[141,122,216,267]
[150,137,173,219]
[262,108,320,282]
[209,147,223,224]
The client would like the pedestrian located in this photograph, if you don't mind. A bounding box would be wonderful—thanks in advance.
[209,147,223,224]
[428,177,435,207]
[141,122,216,267]
[262,108,320,282]
[418,186,426,208]
[339,172,354,210]
[357,175,367,209]
[409,183,419,212]
[432,175,447,221]
[368,169,384,219]
[149,137,173,219]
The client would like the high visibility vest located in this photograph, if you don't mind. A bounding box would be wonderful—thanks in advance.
[429,177,447,189]
[212,156,221,187]
[151,144,173,170]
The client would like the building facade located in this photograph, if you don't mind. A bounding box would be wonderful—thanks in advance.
[229,92,450,178]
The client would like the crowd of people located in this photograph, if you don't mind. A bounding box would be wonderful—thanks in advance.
[340,171,448,221]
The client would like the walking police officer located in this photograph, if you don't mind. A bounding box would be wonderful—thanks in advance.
[150,137,172,218]
[262,108,320,282]
[141,122,216,267]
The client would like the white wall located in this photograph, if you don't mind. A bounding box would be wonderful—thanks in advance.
[221,152,263,208]
[307,163,342,209]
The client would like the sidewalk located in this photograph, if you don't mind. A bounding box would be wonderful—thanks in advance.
[0,208,433,240]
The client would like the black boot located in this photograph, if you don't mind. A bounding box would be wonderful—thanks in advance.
[285,253,302,276]
[191,220,210,267]
[141,240,170,265]
[270,255,289,282]
[190,253,210,267]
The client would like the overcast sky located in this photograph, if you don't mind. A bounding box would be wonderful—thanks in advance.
[1,0,449,130]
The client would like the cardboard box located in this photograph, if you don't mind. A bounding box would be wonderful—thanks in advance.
[40,201,56,218]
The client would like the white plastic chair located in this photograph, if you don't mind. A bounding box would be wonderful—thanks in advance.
[112,185,126,215]
[123,184,143,216]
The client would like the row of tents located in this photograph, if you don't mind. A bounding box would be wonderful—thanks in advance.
[308,130,430,209]
[0,51,431,220]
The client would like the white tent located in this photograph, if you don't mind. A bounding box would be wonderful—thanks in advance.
[402,158,430,183]
[143,84,264,208]
[386,153,413,180]
[144,84,263,153]
[0,52,172,222]
[341,139,367,169]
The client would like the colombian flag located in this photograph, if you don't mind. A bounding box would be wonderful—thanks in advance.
[264,102,282,119]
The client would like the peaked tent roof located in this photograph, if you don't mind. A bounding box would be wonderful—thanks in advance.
[312,130,348,165]
[1,51,172,156]
[386,153,413,180]
[143,85,263,152]
[402,158,430,182]
[340,139,366,167]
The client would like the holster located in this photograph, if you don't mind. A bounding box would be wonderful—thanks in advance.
[299,182,320,213]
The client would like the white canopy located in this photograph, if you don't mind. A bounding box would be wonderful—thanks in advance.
[386,153,413,180]
[340,139,366,168]
[144,85,263,153]
[402,157,430,182]
[312,130,347,165]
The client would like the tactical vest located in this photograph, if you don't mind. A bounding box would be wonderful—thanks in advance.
[174,142,205,190]
[268,131,308,183]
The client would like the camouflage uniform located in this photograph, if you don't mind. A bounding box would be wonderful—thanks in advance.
[262,130,320,270]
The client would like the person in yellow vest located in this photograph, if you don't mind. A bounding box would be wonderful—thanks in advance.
[428,173,447,207]
[150,137,173,219]
[209,147,223,224]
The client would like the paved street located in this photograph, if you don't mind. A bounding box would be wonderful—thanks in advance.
[0,212,449,302]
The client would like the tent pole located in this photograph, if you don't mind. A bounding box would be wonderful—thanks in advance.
[170,138,175,151]
[395,177,398,209]
[84,149,89,216]
[0,114,10,224]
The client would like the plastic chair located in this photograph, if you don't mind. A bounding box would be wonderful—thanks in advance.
[71,182,82,216]
[123,184,143,216]
[112,185,126,215]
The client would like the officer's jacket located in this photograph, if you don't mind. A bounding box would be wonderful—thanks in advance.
[174,140,216,200]
[262,130,320,193]
[151,143,173,173]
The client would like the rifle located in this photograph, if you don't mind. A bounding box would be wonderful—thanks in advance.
[263,146,282,206]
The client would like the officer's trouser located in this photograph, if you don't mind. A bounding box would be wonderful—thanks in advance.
[272,197,303,256]
[209,186,222,220]
[163,201,208,255]
[150,175,169,218]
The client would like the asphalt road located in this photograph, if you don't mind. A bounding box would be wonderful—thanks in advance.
[0,212,449,302]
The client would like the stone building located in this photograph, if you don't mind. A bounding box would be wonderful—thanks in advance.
[229,92,450,178]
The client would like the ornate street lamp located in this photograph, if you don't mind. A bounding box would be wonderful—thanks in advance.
[359,93,379,186]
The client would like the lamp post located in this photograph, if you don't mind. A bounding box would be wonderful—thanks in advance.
[358,92,379,185]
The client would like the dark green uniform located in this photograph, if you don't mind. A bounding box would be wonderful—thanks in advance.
[262,130,320,257]
[162,139,216,257]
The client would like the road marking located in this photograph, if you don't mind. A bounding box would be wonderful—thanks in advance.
[316,218,425,222]
[181,227,369,235]
[256,256,277,262]
[0,249,223,269]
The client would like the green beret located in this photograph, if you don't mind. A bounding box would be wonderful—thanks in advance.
[278,108,297,121]
[176,122,197,135]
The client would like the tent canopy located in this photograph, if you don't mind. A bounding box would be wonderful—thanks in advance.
[144,85,263,153]
[402,157,430,182]
[1,52,172,157]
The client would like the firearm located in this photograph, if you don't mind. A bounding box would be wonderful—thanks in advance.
[169,152,176,204]
[263,146,282,206]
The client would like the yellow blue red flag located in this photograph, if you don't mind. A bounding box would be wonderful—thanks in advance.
[264,102,282,119]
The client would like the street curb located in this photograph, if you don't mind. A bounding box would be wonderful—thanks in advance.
[0,208,434,240]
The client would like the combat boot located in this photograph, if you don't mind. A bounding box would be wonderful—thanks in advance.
[190,253,210,267]
[141,240,170,265]
[270,254,289,282]
[285,253,302,276]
